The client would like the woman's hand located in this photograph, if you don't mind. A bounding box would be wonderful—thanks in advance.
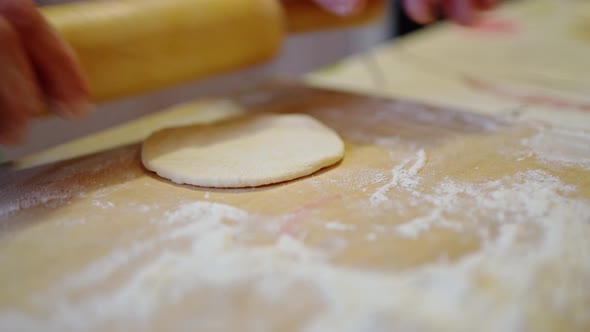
[404,0,498,25]
[0,0,88,145]
[311,0,368,16]
[312,0,498,24]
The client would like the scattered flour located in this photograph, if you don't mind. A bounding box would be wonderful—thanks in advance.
[370,149,427,206]
[57,218,87,228]
[373,136,402,148]
[311,168,387,192]
[324,221,356,232]
[372,224,387,233]
[4,86,589,331]
[394,169,579,239]
[137,205,152,213]
[521,125,590,170]
[365,232,377,242]
[1,168,589,332]
[0,184,80,220]
[1,119,589,331]
[0,147,135,219]
[55,202,250,292]
[92,200,115,210]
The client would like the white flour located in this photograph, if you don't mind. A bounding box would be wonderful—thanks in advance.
[396,169,578,239]
[2,105,590,331]
[370,149,427,207]
[91,200,115,209]
[0,147,135,220]
[365,232,378,242]
[2,166,588,331]
[311,168,387,192]
[324,221,356,231]
[521,125,590,170]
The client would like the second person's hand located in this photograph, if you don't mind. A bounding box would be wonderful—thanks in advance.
[403,0,498,25]
[310,0,497,25]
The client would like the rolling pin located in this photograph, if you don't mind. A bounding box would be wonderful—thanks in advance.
[40,0,385,105]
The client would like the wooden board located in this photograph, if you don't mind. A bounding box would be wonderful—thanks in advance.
[1,83,589,331]
[307,0,590,130]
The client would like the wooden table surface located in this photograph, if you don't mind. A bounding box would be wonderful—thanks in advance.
[307,0,590,129]
[1,1,590,331]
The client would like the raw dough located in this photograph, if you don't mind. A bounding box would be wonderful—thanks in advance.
[141,113,344,188]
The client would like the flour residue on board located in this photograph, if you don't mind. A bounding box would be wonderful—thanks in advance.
[309,168,387,194]
[520,125,590,170]
[3,168,589,332]
[370,149,427,206]
[395,169,578,239]
[91,200,115,209]
[55,202,250,294]
[324,221,356,232]
[0,146,136,220]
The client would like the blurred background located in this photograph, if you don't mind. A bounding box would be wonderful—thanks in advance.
[2,0,433,161]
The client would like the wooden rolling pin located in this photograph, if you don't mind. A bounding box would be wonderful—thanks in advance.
[40,0,385,104]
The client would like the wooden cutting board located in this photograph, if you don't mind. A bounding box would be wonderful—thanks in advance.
[1,83,589,332]
[307,0,590,131]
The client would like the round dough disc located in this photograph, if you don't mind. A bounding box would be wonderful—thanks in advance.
[141,113,344,188]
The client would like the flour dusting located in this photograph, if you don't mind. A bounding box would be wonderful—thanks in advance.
[521,125,590,170]
[396,169,579,239]
[324,221,356,232]
[311,168,387,192]
[1,168,590,332]
[56,202,249,293]
[370,149,427,206]
[92,200,115,209]
[0,147,135,220]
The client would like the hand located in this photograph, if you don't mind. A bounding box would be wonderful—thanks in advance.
[311,0,498,25]
[0,0,89,145]
[310,0,368,16]
[402,0,498,25]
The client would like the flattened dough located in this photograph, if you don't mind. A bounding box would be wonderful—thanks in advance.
[141,113,344,188]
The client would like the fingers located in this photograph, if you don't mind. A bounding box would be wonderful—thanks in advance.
[402,0,437,24]
[443,0,476,25]
[312,0,367,16]
[403,0,497,26]
[474,0,497,10]
[0,16,39,145]
[26,22,91,118]
[1,0,90,119]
